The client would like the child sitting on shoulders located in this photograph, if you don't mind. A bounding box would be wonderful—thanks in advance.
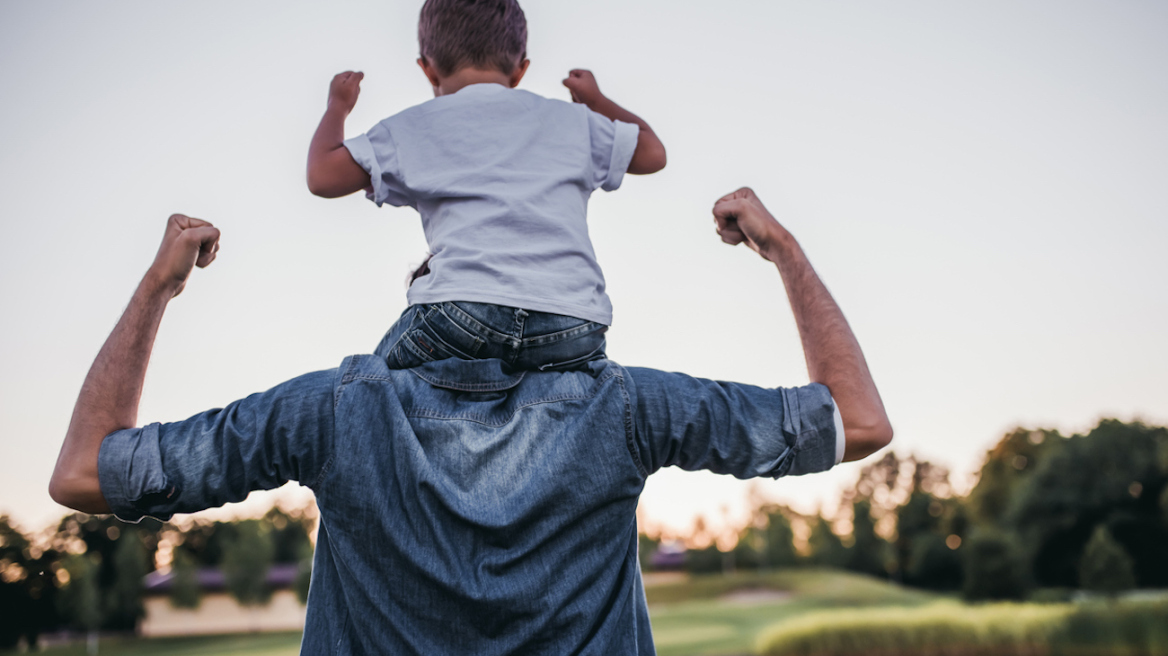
[306,0,666,371]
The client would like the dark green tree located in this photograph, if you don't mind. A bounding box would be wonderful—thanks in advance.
[684,545,726,574]
[51,513,161,631]
[176,521,238,567]
[1079,524,1136,596]
[907,533,963,591]
[222,520,274,606]
[104,527,149,630]
[0,516,61,648]
[295,542,313,606]
[962,529,1028,601]
[168,547,201,609]
[1006,420,1168,588]
[57,554,103,638]
[762,509,799,569]
[968,428,1061,526]
[638,532,660,572]
[263,507,314,564]
[731,527,763,570]
[805,515,846,569]
[845,500,889,578]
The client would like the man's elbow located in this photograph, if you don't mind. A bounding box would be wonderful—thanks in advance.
[842,419,894,462]
[48,472,80,510]
[49,468,108,514]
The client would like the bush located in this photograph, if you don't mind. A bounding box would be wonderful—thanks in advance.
[756,599,1168,656]
[757,601,1070,656]
[962,529,1028,601]
[1054,600,1168,655]
[1078,524,1136,595]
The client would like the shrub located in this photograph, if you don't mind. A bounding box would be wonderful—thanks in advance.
[962,529,1028,601]
[756,599,1168,656]
[1078,525,1136,596]
[757,601,1070,656]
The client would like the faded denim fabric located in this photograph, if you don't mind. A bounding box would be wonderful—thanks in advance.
[376,301,608,372]
[98,356,838,655]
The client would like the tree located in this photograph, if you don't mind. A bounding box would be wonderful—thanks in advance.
[168,547,201,609]
[0,516,60,649]
[762,509,799,569]
[805,515,846,569]
[1079,524,1136,596]
[1006,420,1168,588]
[638,532,660,572]
[104,527,149,630]
[295,545,313,606]
[57,553,103,653]
[264,507,314,564]
[222,520,274,606]
[968,427,1060,526]
[845,500,889,578]
[906,533,962,591]
[51,513,161,632]
[962,529,1028,601]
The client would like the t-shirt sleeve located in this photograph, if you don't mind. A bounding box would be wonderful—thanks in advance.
[625,367,839,479]
[96,366,340,523]
[587,111,640,192]
[343,122,415,208]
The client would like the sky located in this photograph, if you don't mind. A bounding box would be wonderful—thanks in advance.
[2,0,1166,539]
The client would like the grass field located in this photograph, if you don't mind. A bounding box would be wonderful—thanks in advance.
[25,570,936,656]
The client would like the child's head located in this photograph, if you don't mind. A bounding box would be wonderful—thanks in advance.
[418,0,527,78]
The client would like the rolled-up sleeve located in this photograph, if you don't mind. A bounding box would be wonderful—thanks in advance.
[343,122,414,208]
[625,367,839,480]
[587,111,639,192]
[98,366,340,523]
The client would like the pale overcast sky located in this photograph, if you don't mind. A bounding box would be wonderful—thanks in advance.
[2,0,1166,537]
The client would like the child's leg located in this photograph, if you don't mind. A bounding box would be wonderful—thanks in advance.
[378,303,487,369]
[437,302,607,371]
[378,301,606,371]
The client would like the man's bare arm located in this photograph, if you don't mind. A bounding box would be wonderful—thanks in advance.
[306,71,371,198]
[562,69,666,175]
[713,188,892,461]
[49,215,221,513]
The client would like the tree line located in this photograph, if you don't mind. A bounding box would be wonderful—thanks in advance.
[0,505,315,650]
[645,418,1168,600]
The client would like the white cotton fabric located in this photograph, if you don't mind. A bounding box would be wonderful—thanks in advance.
[832,399,847,465]
[344,83,639,325]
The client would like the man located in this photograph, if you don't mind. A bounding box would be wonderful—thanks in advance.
[50,188,892,655]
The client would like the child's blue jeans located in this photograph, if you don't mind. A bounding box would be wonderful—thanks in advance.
[375,301,608,372]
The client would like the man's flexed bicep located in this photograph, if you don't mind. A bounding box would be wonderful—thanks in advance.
[98,367,338,523]
[625,368,839,481]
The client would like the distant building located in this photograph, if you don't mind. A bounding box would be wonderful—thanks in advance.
[140,564,305,637]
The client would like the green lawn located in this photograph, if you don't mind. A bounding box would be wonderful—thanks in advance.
[28,570,934,656]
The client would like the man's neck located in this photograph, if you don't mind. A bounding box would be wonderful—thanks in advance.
[435,67,513,96]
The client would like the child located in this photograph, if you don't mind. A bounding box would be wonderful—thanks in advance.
[306,0,666,371]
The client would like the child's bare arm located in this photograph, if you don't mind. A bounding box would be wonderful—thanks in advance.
[563,69,666,175]
[307,71,372,198]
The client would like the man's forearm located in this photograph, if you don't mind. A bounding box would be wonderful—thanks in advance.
[50,275,172,512]
[763,229,892,461]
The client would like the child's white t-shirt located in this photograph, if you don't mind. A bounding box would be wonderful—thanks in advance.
[343,83,639,325]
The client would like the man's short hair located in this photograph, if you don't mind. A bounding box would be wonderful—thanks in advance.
[418,0,527,76]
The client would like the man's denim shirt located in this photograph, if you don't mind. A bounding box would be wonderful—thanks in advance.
[99,356,838,655]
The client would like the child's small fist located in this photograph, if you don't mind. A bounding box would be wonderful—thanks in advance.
[563,69,603,107]
[328,71,364,114]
